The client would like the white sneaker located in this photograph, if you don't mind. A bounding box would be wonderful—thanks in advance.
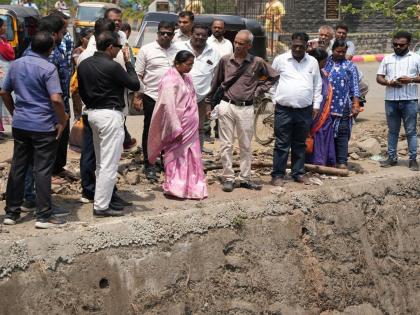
[79,196,93,204]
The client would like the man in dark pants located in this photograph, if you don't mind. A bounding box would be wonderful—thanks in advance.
[271,32,322,186]
[21,14,66,212]
[134,21,178,181]
[2,32,69,228]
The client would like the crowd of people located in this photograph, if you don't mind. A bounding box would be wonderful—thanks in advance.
[0,9,419,229]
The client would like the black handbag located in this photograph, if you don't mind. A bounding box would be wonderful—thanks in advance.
[211,56,254,106]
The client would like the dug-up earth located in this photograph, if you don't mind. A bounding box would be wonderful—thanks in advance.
[0,119,419,315]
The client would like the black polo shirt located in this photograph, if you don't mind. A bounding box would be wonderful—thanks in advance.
[78,51,140,111]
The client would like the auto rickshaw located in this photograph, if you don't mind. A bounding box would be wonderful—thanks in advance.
[0,5,39,58]
[133,12,267,60]
[73,2,121,44]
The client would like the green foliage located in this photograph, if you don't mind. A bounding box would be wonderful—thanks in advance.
[341,0,420,37]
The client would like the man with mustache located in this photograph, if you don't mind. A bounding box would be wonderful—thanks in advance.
[377,31,420,171]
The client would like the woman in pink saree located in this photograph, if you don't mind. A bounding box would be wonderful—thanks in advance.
[148,50,208,199]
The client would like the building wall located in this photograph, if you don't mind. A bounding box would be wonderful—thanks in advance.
[281,0,398,34]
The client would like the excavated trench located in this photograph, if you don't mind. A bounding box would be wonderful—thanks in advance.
[0,173,419,315]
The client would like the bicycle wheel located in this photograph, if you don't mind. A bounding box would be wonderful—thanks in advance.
[254,97,275,145]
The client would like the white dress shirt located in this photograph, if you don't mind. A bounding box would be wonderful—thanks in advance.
[174,41,221,102]
[173,29,190,42]
[135,41,178,101]
[272,52,322,109]
[207,35,233,57]
[77,36,126,69]
[377,51,420,101]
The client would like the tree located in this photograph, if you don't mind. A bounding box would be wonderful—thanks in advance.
[341,0,420,36]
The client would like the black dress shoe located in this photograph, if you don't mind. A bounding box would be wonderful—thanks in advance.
[144,166,158,182]
[109,201,124,210]
[380,158,398,168]
[239,181,262,190]
[111,193,133,207]
[222,181,234,192]
[409,159,419,171]
[93,208,124,217]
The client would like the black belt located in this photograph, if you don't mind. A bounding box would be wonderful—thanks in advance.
[223,96,253,106]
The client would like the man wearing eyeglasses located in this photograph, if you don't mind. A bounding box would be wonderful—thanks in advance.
[78,31,140,217]
[134,21,178,182]
[377,31,420,171]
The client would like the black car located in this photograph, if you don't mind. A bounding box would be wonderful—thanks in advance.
[133,12,267,60]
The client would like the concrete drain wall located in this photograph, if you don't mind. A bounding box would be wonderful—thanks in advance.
[0,175,419,314]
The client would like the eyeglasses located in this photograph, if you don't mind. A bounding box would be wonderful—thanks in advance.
[393,43,408,48]
[159,31,174,36]
[113,44,123,49]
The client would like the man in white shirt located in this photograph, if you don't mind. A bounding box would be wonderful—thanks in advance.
[207,19,233,57]
[23,0,38,10]
[376,31,420,171]
[173,11,194,42]
[271,32,322,186]
[175,24,220,153]
[206,19,233,139]
[134,21,178,181]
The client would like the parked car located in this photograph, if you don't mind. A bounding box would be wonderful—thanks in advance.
[133,12,267,60]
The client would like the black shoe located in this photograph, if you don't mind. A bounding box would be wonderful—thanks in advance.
[93,208,124,217]
[144,166,158,182]
[222,181,235,192]
[111,193,133,207]
[380,158,398,168]
[3,213,21,225]
[35,215,66,229]
[409,159,419,171]
[52,205,71,217]
[109,201,124,210]
[21,199,36,213]
[239,181,262,190]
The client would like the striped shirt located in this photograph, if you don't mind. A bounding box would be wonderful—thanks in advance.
[377,51,420,101]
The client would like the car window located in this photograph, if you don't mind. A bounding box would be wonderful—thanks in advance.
[76,7,105,21]
[0,15,14,41]
[134,21,159,48]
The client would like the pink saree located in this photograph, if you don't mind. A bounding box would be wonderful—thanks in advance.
[148,67,208,200]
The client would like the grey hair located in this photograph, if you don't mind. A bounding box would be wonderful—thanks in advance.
[318,25,334,36]
[237,29,254,44]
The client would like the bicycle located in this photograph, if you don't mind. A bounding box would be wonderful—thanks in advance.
[253,94,275,145]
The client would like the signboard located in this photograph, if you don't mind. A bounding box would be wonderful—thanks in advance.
[156,1,169,12]
[325,0,340,20]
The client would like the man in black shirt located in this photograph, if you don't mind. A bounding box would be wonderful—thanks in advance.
[78,31,140,217]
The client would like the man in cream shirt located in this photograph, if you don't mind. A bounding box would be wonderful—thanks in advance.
[174,23,220,153]
[271,32,322,186]
[134,21,178,181]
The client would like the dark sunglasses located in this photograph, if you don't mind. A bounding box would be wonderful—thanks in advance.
[159,31,174,36]
[392,43,408,48]
[113,44,123,49]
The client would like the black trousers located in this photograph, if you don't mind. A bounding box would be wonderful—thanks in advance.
[272,105,312,178]
[80,114,96,199]
[6,128,57,218]
[142,94,156,167]
[53,117,69,175]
